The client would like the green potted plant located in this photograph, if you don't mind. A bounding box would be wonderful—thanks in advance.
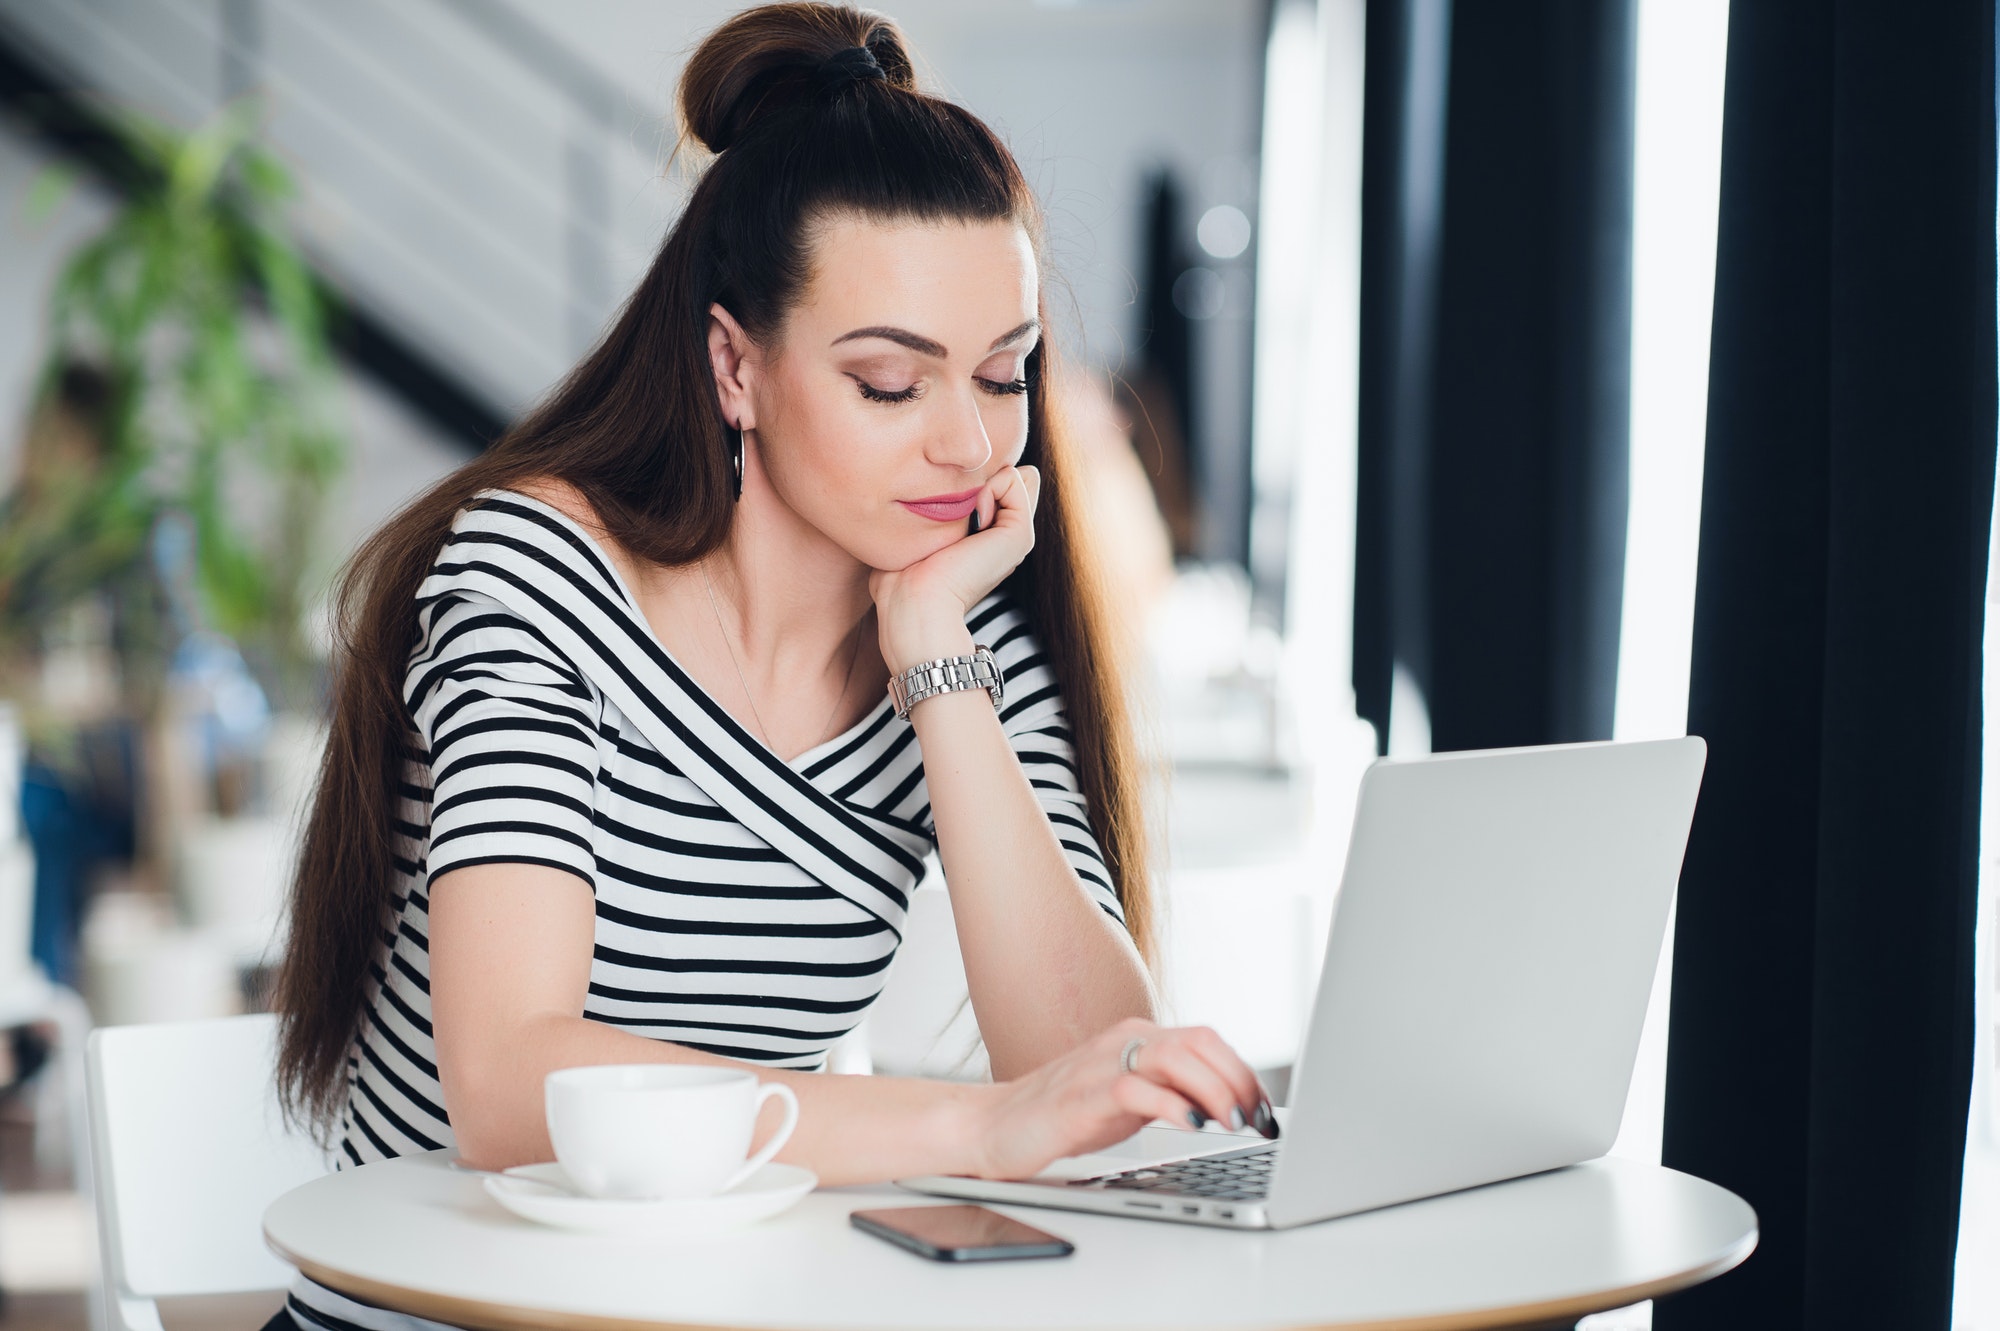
[2,100,345,716]
[3,103,348,1004]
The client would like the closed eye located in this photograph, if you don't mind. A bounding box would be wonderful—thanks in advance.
[977,377,1029,397]
[854,378,923,404]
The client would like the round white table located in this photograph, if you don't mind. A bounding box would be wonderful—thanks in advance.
[264,1151,1755,1331]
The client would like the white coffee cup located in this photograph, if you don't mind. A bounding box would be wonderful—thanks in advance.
[544,1065,800,1201]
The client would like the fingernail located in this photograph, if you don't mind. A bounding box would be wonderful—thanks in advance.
[968,509,980,535]
[1186,1109,1209,1130]
[1229,1105,1246,1132]
[1253,1101,1279,1139]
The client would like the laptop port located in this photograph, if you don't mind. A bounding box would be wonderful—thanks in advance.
[1181,1205,1201,1216]
[1217,1208,1236,1220]
[1128,1200,1162,1210]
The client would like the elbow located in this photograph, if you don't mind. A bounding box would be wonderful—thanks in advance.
[437,1061,510,1168]
[436,1036,546,1170]
[446,1121,514,1173]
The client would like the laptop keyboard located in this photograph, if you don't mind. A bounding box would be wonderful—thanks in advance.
[1068,1143,1277,1201]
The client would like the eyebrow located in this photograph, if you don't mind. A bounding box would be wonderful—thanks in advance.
[987,320,1040,352]
[831,320,1040,358]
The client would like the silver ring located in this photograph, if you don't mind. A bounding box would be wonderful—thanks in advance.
[1119,1036,1147,1076]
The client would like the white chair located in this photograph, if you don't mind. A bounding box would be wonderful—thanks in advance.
[85,1014,330,1331]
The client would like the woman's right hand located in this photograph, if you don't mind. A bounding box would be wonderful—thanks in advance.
[965,1017,1275,1181]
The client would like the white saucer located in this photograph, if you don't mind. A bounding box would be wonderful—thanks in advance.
[484,1162,817,1235]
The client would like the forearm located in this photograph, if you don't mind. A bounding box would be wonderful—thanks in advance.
[911,681,1155,1080]
[871,465,1152,1075]
[444,1012,988,1186]
[432,867,993,1186]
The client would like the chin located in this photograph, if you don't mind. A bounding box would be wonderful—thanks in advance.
[847,523,964,575]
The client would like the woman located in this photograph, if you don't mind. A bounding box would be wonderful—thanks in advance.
[274,5,1268,1324]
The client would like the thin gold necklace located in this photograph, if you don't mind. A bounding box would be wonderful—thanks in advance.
[700,559,864,754]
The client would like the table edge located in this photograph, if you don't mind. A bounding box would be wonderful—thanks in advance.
[268,1225,1758,1331]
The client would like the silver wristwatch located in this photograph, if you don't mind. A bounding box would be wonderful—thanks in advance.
[887,645,1005,721]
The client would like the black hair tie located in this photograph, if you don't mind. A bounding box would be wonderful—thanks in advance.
[815,45,886,95]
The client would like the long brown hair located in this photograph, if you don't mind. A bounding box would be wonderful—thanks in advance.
[275,2,1154,1129]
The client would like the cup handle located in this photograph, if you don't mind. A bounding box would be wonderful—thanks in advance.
[722,1082,800,1193]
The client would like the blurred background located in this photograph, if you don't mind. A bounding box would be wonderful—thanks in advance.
[0,2,1989,1329]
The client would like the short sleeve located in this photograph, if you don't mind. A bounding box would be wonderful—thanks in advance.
[968,598,1127,928]
[405,589,601,890]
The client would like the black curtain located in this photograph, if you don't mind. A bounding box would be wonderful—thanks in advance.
[1354,0,1635,754]
[1354,0,1449,749]
[1658,3,1996,1328]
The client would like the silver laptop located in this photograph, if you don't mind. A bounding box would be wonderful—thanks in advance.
[901,737,1707,1229]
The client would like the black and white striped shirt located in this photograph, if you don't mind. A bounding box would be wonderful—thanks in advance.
[332,489,1122,1168]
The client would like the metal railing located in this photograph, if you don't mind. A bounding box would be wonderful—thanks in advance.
[0,0,676,418]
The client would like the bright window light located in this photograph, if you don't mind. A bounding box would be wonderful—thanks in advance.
[1605,0,1729,1187]
[1614,0,1729,750]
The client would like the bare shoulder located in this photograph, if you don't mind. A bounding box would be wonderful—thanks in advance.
[510,476,647,588]
[511,476,602,531]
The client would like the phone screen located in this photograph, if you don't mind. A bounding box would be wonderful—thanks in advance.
[850,1205,1075,1262]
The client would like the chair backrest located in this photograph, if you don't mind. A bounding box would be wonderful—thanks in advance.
[86,1013,329,1298]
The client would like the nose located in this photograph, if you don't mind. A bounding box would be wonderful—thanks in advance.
[924,385,994,473]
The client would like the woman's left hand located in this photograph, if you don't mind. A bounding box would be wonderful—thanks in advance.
[869,465,1039,672]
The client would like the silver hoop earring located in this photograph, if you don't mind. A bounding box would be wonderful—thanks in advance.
[731,428,744,502]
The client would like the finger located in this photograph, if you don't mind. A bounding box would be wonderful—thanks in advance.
[1132,1036,1245,1130]
[993,465,1036,516]
[1111,1070,1203,1130]
[1179,1026,1267,1127]
[985,468,1037,546]
[1016,464,1041,511]
[973,471,1010,533]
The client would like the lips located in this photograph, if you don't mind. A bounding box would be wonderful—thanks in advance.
[897,488,981,522]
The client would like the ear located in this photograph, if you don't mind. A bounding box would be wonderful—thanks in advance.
[707,304,759,430]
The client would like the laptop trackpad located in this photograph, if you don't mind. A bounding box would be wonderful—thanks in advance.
[1031,1124,1225,1181]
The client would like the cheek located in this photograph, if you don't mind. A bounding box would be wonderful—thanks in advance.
[764,421,880,522]
[757,395,926,562]
[755,382,1029,571]
[987,396,1031,462]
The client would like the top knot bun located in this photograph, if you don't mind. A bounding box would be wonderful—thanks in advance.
[681,4,918,154]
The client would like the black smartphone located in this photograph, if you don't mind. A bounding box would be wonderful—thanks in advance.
[849,1205,1075,1262]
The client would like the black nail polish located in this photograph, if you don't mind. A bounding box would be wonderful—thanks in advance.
[968,509,981,535]
[1186,1108,1209,1130]
[1253,1101,1279,1139]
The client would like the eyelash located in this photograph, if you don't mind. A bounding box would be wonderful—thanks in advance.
[852,377,1030,404]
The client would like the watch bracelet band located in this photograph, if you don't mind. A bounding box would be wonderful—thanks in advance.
[887,645,1004,720]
